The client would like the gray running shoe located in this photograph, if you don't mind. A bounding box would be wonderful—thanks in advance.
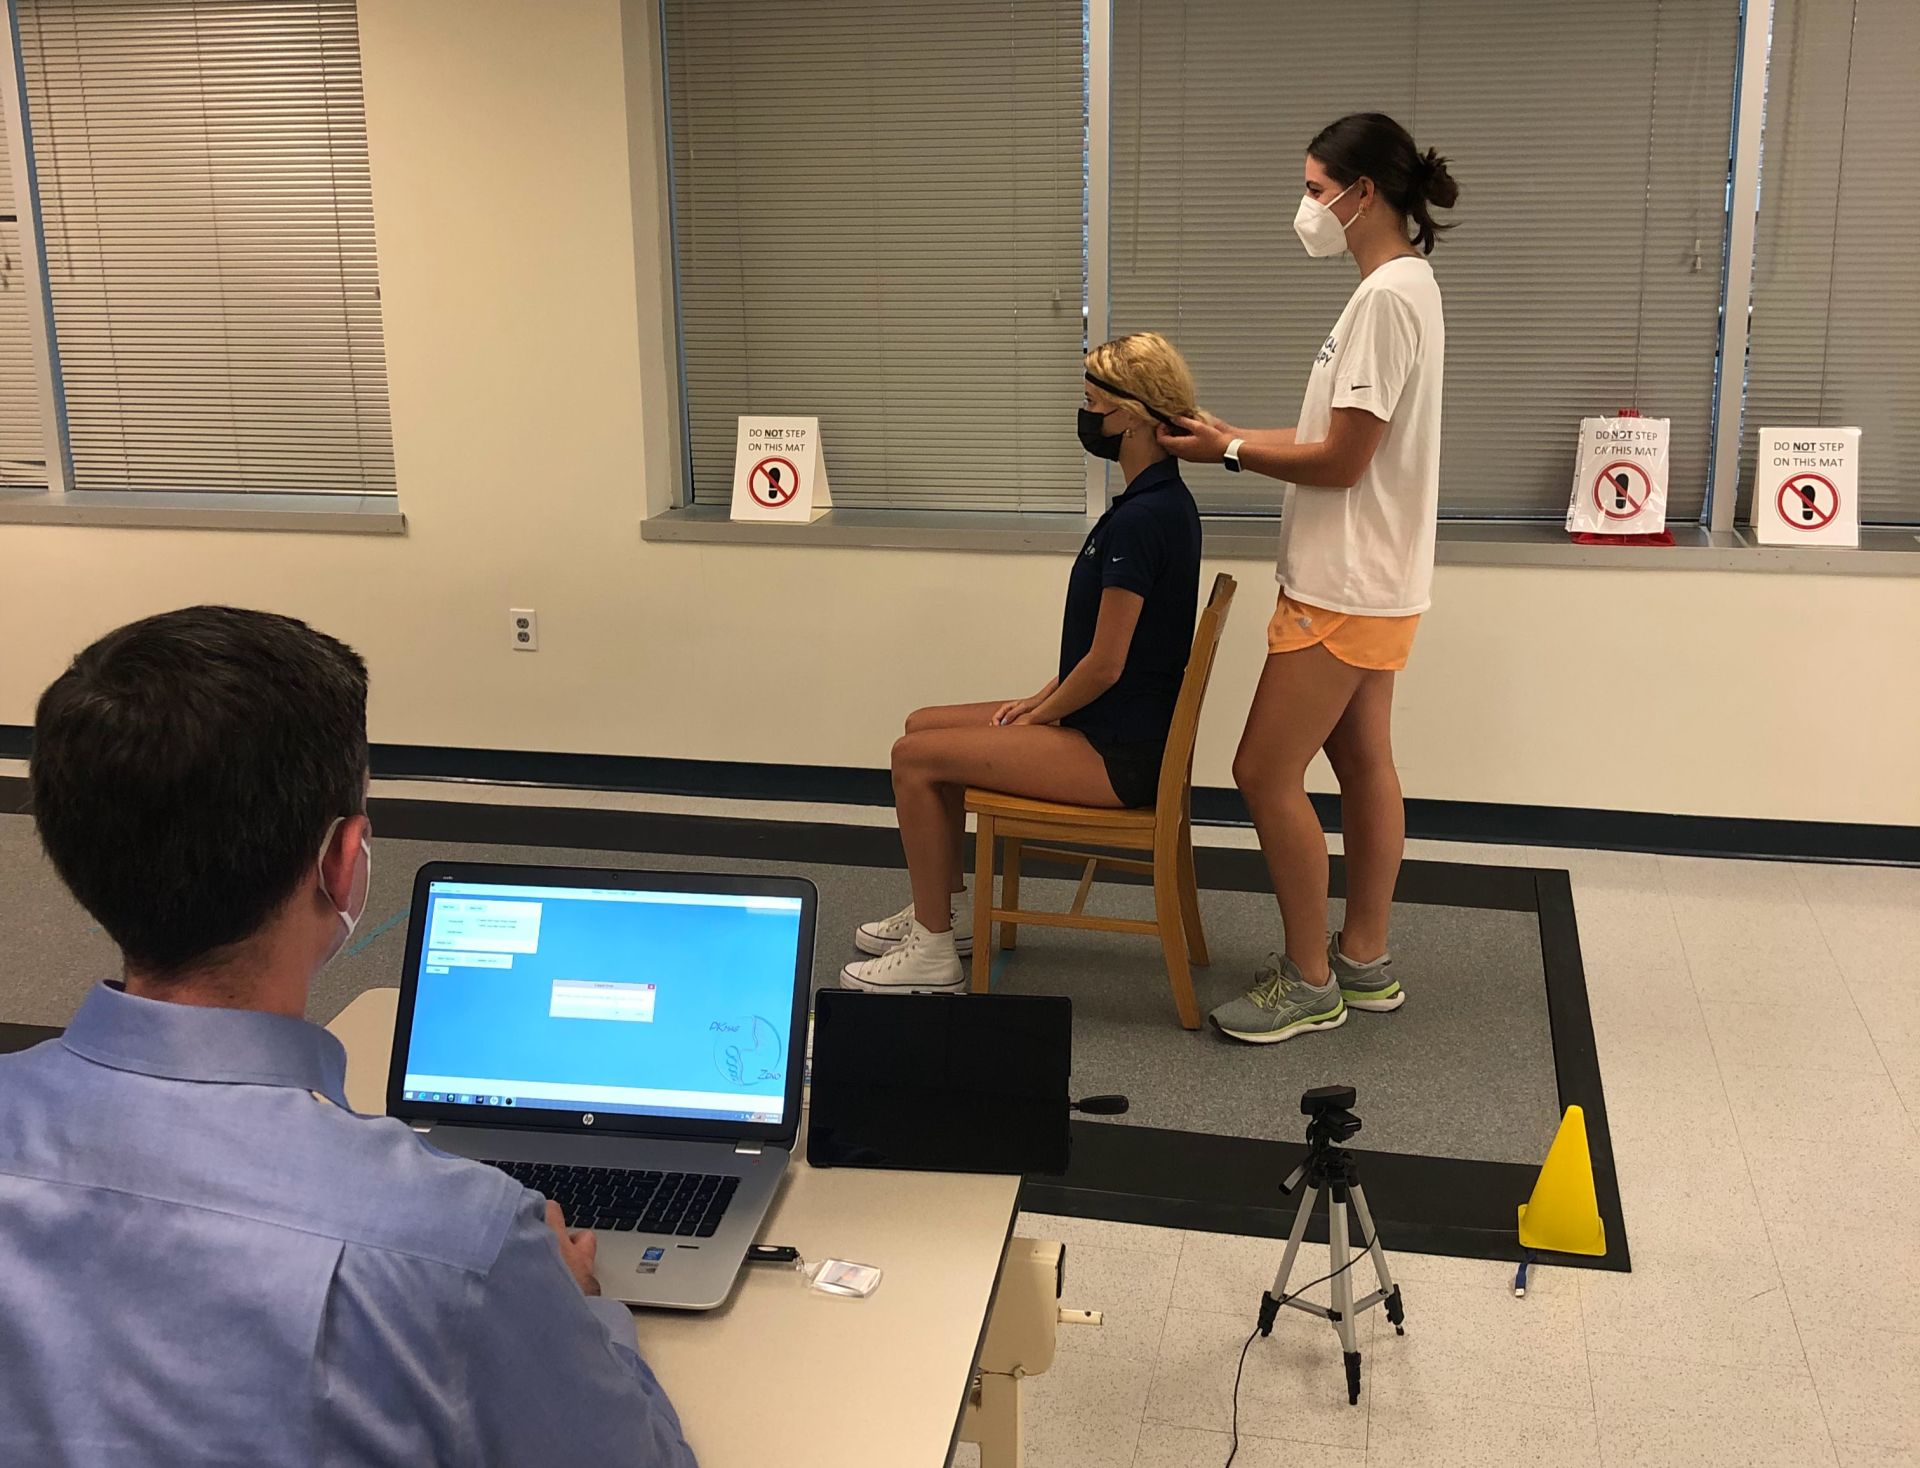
[1209,953,1347,1044]
[1330,933,1404,1012]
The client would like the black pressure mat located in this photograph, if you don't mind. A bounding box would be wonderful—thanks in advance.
[0,798,1626,1270]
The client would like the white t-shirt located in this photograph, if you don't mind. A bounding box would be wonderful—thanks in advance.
[1273,255,1445,617]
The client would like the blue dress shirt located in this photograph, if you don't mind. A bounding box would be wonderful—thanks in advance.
[0,984,697,1467]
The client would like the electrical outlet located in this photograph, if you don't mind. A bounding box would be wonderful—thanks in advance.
[510,608,539,652]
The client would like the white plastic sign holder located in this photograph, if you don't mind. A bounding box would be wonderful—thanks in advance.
[1566,412,1670,535]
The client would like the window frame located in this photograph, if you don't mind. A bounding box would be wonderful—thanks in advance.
[0,0,402,534]
[658,0,1880,542]
[657,0,1093,517]
[1,0,67,495]
[1707,0,1774,533]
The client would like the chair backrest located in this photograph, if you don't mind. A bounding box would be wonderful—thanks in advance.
[1153,572,1237,817]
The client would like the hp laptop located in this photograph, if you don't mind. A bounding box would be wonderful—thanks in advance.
[386,861,815,1310]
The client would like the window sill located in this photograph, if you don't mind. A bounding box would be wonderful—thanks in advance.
[640,505,1920,575]
[0,489,406,535]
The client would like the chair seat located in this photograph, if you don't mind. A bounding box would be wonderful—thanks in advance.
[963,787,1157,832]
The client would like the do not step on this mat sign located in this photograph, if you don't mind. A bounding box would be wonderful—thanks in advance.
[1751,427,1860,547]
[731,416,834,523]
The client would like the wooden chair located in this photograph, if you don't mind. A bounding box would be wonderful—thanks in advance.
[965,573,1238,1030]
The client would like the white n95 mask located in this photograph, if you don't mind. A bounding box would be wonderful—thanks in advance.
[317,815,372,941]
[1294,182,1358,258]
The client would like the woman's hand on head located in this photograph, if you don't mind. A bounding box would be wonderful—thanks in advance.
[1157,413,1234,463]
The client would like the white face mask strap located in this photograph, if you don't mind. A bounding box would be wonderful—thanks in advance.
[317,816,344,902]
[316,815,368,938]
[1322,180,1362,226]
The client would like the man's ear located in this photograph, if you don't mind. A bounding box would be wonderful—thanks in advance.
[317,813,370,908]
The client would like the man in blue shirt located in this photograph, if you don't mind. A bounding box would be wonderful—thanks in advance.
[0,606,697,1467]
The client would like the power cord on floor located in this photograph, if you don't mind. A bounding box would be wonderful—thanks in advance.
[1224,1231,1375,1468]
[1224,1324,1260,1468]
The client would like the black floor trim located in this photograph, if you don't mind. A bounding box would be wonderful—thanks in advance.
[3,730,1912,862]
[362,793,1540,914]
[356,796,1633,1268]
[1022,1127,1561,1267]
[370,796,914,869]
[0,788,1627,1267]
[0,1022,59,1056]
[1534,869,1629,1268]
[1020,858,1629,1272]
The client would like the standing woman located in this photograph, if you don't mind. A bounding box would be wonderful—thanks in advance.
[1159,113,1457,1043]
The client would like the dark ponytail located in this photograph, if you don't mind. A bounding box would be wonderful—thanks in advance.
[1307,112,1459,255]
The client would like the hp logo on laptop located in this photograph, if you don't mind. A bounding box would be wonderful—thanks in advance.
[582,1113,595,1126]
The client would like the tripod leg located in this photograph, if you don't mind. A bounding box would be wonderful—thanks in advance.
[1328,1194,1362,1405]
[1348,1182,1405,1334]
[1260,1182,1321,1335]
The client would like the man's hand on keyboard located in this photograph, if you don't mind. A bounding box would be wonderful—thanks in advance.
[545,1201,602,1296]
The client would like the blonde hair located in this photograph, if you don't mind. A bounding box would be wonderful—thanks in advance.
[1084,331,1200,425]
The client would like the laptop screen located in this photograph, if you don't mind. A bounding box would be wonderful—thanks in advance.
[398,878,805,1127]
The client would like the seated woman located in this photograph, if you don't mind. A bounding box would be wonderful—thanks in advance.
[842,332,1205,993]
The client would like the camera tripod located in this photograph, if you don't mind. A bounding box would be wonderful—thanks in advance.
[1255,1087,1405,1406]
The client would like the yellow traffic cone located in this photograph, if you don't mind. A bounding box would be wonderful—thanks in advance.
[1516,1105,1605,1256]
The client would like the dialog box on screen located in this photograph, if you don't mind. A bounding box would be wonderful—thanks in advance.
[549,980,657,1023]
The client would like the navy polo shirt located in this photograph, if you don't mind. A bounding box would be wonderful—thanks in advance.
[1058,457,1203,748]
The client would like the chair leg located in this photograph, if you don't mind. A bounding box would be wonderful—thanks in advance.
[1177,818,1209,967]
[1000,838,1022,951]
[971,815,996,995]
[1152,857,1202,1030]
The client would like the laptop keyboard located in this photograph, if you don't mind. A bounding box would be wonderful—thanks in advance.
[481,1159,741,1238]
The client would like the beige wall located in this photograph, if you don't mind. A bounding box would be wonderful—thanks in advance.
[1,0,1914,828]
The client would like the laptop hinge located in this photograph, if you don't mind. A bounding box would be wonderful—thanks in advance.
[734,1141,763,1156]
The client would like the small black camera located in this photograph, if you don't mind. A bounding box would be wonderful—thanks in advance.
[1300,1085,1362,1147]
[1301,1085,1356,1115]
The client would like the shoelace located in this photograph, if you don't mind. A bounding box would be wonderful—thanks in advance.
[876,906,957,938]
[869,931,947,971]
[1248,962,1288,1011]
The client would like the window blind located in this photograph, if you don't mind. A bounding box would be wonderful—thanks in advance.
[0,101,46,486]
[1742,0,1918,525]
[664,0,1087,512]
[16,0,393,496]
[1111,0,1739,519]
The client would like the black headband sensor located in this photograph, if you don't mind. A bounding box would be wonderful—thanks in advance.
[1085,371,1182,429]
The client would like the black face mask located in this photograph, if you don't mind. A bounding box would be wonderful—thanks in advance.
[1077,407,1125,461]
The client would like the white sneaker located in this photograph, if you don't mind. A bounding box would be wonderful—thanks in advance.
[855,897,972,957]
[840,921,967,993]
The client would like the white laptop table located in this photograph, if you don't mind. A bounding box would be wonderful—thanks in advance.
[327,987,1021,1468]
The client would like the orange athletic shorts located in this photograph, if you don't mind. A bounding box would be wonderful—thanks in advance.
[1266,590,1421,671]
